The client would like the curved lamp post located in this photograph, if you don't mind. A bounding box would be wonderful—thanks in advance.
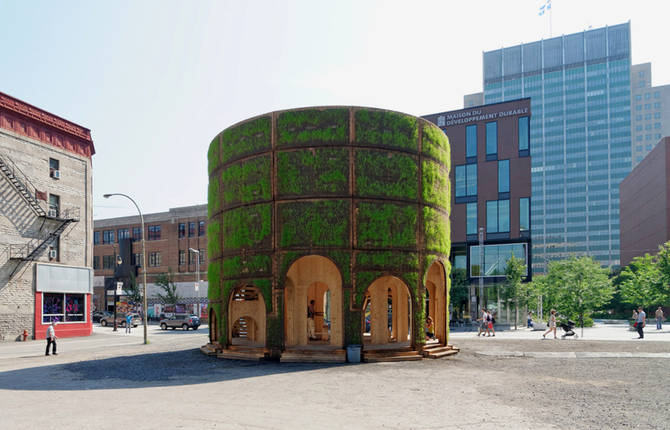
[188,248,200,319]
[103,193,148,345]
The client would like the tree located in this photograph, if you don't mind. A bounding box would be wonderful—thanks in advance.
[618,253,664,310]
[544,256,614,336]
[124,271,143,306]
[155,270,181,306]
[651,241,670,305]
[449,268,469,320]
[504,255,526,329]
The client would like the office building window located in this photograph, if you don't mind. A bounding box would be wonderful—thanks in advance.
[520,197,530,232]
[117,228,130,241]
[635,125,643,131]
[132,227,141,241]
[637,135,643,141]
[199,249,206,264]
[199,221,205,236]
[133,253,142,267]
[636,145,643,152]
[179,250,186,265]
[645,93,651,99]
[518,116,529,152]
[469,243,527,277]
[645,104,651,110]
[636,105,642,111]
[188,222,196,237]
[654,102,661,109]
[102,230,114,244]
[486,121,498,158]
[646,124,652,130]
[93,256,100,270]
[655,112,661,119]
[455,164,477,197]
[498,160,509,194]
[646,135,652,141]
[635,94,642,101]
[178,223,186,238]
[636,115,642,121]
[149,252,161,267]
[638,71,645,78]
[486,200,509,233]
[655,134,662,139]
[645,114,652,120]
[654,91,660,99]
[102,255,115,270]
[646,145,653,151]
[466,203,477,235]
[148,225,161,240]
[94,231,100,245]
[454,255,466,270]
[466,125,477,158]
[189,250,197,265]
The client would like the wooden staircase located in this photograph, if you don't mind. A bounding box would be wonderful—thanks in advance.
[422,342,460,359]
[363,345,423,362]
[217,345,267,361]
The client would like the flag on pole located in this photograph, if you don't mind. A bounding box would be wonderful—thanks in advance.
[539,0,552,16]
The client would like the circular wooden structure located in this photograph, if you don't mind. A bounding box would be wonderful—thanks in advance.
[205,106,452,362]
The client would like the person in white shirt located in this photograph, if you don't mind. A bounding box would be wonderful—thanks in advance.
[45,321,57,356]
[636,307,646,339]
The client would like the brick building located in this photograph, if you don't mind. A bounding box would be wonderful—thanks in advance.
[0,91,95,341]
[620,136,670,266]
[424,98,532,319]
[93,204,208,318]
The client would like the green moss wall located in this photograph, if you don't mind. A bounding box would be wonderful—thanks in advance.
[207,107,451,351]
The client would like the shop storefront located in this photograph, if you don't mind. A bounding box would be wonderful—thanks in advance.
[34,263,93,339]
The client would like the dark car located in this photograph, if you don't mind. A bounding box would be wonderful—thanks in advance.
[92,310,112,323]
[159,314,200,330]
[100,313,139,327]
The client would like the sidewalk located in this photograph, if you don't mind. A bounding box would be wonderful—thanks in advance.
[450,322,670,342]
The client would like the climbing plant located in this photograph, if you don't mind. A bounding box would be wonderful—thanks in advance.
[277,108,349,147]
[221,116,271,164]
[278,200,350,248]
[354,149,418,200]
[222,254,272,278]
[222,203,272,251]
[355,109,418,152]
[221,155,271,206]
[356,202,417,249]
[422,160,449,208]
[421,122,450,165]
[277,148,349,196]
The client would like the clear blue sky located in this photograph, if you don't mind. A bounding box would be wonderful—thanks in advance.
[1,0,667,219]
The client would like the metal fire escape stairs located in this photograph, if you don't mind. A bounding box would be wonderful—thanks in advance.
[0,152,79,278]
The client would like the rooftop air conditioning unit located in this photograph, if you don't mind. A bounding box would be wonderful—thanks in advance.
[49,249,58,259]
[51,169,61,179]
[48,209,58,218]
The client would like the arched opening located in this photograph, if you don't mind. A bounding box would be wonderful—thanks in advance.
[425,261,447,344]
[362,276,412,347]
[228,285,266,347]
[209,307,218,344]
[284,255,343,348]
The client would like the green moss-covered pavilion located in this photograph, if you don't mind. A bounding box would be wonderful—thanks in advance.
[203,106,455,362]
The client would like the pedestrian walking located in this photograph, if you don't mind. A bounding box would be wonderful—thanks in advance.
[477,308,487,337]
[488,311,496,337]
[125,313,132,334]
[655,307,664,330]
[527,311,533,328]
[45,321,57,356]
[542,309,557,339]
[635,306,646,339]
[307,300,316,340]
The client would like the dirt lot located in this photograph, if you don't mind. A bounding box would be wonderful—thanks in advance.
[0,334,668,429]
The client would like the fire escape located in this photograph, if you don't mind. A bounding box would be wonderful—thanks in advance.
[0,152,79,278]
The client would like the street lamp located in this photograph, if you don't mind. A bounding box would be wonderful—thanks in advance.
[189,248,200,319]
[103,193,148,345]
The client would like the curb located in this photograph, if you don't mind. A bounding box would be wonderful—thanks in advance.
[474,351,670,359]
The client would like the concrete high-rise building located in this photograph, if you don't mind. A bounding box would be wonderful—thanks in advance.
[463,92,484,108]
[482,22,632,272]
[630,63,670,166]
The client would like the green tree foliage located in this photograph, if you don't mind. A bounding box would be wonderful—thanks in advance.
[503,255,526,329]
[124,271,143,305]
[653,242,670,304]
[618,253,667,309]
[544,256,614,325]
[449,268,469,319]
[155,270,182,306]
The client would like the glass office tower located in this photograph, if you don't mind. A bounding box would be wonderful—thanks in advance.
[483,22,631,272]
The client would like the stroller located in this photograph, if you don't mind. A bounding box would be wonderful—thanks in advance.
[559,319,578,339]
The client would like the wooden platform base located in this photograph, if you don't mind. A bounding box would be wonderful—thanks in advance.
[363,345,423,362]
[217,345,266,361]
[280,348,347,363]
[422,343,460,359]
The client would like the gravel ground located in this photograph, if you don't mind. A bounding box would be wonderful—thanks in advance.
[1,334,669,429]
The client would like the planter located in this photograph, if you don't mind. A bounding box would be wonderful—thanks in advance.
[346,345,361,363]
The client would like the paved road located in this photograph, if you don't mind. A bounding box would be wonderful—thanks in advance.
[1,325,669,429]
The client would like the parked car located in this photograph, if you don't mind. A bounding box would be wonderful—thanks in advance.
[159,314,200,330]
[92,310,112,323]
[100,312,139,327]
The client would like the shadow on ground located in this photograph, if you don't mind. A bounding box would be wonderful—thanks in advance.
[0,349,346,391]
